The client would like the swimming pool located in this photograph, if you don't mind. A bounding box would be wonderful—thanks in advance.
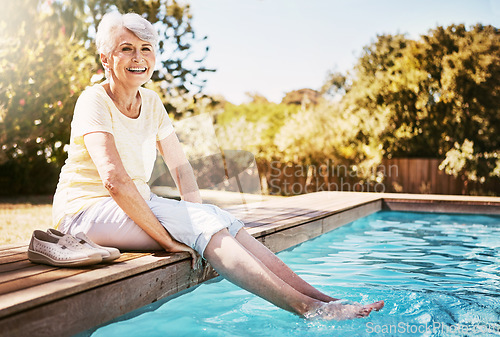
[87,211,500,337]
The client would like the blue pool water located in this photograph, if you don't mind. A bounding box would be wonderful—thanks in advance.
[89,211,500,337]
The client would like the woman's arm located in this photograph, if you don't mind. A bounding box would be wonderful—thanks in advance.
[83,131,199,267]
[157,132,202,204]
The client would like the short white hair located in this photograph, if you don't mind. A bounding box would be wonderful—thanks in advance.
[96,11,159,56]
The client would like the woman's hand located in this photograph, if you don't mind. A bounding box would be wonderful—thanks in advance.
[162,240,201,270]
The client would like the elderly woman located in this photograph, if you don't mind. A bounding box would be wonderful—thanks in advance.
[51,11,383,320]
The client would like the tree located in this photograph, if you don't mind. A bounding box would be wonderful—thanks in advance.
[336,33,410,158]
[321,70,348,101]
[215,99,300,162]
[281,88,322,107]
[323,25,500,188]
[429,25,500,184]
[0,0,96,193]
[0,0,212,194]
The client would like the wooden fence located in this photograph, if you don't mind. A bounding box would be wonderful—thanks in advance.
[257,158,499,196]
[380,158,464,194]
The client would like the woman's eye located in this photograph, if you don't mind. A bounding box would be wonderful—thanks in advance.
[122,47,132,51]
[142,47,151,52]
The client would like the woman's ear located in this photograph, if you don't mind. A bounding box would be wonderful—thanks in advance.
[100,53,110,72]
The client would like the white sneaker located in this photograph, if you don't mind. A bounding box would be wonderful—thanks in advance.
[47,229,120,262]
[74,232,121,262]
[28,230,102,267]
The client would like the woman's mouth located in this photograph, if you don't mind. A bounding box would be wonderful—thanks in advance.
[127,67,147,73]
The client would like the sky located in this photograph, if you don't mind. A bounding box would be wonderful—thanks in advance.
[185,0,500,104]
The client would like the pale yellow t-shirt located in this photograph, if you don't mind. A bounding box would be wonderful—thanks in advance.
[52,84,174,227]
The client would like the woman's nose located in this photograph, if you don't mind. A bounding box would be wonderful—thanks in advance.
[132,51,143,62]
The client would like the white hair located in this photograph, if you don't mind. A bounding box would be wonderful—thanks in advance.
[96,11,159,56]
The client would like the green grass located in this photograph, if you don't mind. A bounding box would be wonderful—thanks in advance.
[0,196,53,245]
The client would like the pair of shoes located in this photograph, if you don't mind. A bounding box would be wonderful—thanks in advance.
[28,230,121,267]
[28,230,103,267]
[47,229,121,262]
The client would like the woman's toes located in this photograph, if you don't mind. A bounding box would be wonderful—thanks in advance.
[369,300,385,311]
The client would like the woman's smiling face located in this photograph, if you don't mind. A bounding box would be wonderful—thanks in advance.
[103,27,156,87]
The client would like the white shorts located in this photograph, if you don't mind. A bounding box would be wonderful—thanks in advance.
[58,194,244,257]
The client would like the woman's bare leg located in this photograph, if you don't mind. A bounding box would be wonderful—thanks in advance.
[235,229,339,303]
[203,229,384,319]
[204,229,323,315]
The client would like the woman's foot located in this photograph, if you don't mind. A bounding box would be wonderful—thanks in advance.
[304,300,384,320]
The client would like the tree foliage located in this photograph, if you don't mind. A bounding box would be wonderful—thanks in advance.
[215,98,300,163]
[323,24,500,186]
[0,0,96,193]
[280,88,322,107]
[0,0,211,194]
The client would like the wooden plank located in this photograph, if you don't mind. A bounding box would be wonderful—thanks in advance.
[418,159,429,193]
[0,255,158,287]
[0,252,151,296]
[0,260,33,273]
[0,246,27,257]
[408,159,417,193]
[0,265,98,296]
[227,195,310,218]
[251,199,381,254]
[245,194,380,237]
[0,252,151,279]
[246,194,380,239]
[0,264,56,284]
[261,201,382,252]
[429,158,438,194]
[0,253,26,264]
[229,191,376,224]
[392,158,404,192]
[0,257,219,337]
[0,252,188,318]
[435,162,447,194]
[0,244,27,252]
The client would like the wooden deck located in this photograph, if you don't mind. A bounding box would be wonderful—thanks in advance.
[0,192,499,337]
